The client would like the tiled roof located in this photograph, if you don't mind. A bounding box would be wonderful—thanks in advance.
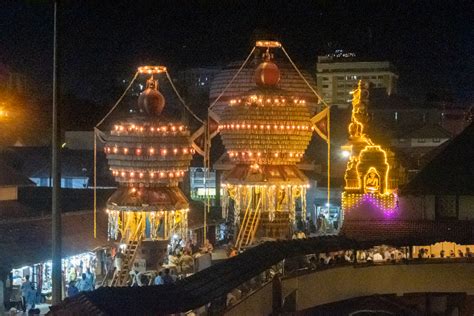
[0,162,34,187]
[406,124,452,139]
[0,147,115,187]
[50,220,474,315]
[17,187,114,214]
[402,122,474,195]
[0,210,112,276]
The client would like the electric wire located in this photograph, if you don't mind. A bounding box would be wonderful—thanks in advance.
[209,46,256,111]
[165,70,204,124]
[281,45,330,109]
[96,71,139,129]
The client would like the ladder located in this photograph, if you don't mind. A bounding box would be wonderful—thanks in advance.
[110,216,144,287]
[235,194,262,250]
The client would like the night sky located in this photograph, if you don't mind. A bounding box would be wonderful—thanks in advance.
[1,1,473,103]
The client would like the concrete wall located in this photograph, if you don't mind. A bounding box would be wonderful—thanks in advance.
[286,263,474,311]
[459,196,474,220]
[225,282,273,316]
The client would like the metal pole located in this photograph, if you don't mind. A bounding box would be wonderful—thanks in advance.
[327,106,331,211]
[51,0,62,305]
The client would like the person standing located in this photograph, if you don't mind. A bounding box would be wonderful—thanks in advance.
[85,268,95,291]
[20,275,31,313]
[77,273,92,292]
[229,247,238,258]
[25,284,36,312]
[202,239,213,253]
[67,281,79,298]
[154,271,164,285]
[180,251,194,275]
[162,269,174,284]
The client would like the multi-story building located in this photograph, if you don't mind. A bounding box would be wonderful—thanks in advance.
[177,67,222,96]
[316,52,398,108]
[189,167,217,202]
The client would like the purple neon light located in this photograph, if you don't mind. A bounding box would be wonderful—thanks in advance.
[344,193,399,217]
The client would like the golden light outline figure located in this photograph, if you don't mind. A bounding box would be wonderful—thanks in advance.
[342,80,398,217]
[357,145,391,195]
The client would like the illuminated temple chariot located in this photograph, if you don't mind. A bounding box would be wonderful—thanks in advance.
[341,80,398,219]
[215,42,320,249]
[102,66,193,285]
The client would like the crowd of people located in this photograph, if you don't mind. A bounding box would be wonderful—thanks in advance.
[66,267,95,298]
[94,238,216,289]
[417,247,473,258]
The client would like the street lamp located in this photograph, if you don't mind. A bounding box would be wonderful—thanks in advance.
[341,150,351,158]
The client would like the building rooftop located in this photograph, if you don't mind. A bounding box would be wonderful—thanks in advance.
[0,147,115,187]
[405,124,452,139]
[0,162,35,187]
[402,122,474,195]
[0,210,111,277]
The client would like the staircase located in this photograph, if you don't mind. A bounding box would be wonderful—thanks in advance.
[110,216,145,287]
[235,194,262,250]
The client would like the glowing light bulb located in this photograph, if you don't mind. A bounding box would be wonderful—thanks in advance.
[341,150,351,158]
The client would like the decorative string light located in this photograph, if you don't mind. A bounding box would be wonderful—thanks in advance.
[111,169,186,180]
[111,123,188,136]
[105,146,193,156]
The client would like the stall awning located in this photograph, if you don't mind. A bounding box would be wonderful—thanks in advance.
[0,210,112,275]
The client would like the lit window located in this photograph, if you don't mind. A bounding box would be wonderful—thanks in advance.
[433,138,441,143]
[417,139,426,143]
[394,112,398,121]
